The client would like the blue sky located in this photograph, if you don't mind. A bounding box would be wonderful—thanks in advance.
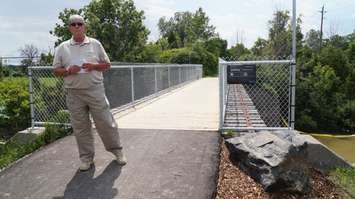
[0,0,354,57]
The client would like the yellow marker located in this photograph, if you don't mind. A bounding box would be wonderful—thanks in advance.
[299,131,355,138]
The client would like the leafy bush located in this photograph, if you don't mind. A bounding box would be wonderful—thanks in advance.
[159,48,187,63]
[160,45,218,77]
[0,122,71,170]
[0,78,30,136]
[169,48,201,64]
[0,109,71,169]
[139,43,163,63]
[193,44,218,76]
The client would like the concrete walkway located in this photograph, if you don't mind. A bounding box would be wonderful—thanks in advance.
[0,78,221,199]
[116,78,219,130]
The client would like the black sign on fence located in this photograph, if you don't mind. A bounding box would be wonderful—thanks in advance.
[227,64,256,84]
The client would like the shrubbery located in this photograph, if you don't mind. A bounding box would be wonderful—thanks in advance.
[0,78,30,138]
[0,123,71,170]
[158,45,218,77]
[0,110,71,169]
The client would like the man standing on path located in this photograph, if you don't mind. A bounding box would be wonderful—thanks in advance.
[52,15,127,171]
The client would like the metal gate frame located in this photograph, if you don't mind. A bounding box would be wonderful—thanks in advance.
[219,0,297,132]
[219,59,296,131]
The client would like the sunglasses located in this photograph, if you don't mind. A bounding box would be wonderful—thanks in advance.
[70,23,83,27]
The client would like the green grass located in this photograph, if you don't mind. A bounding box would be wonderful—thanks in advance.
[2,77,27,81]
[38,77,61,87]
[0,124,71,170]
[329,167,355,197]
[222,130,239,138]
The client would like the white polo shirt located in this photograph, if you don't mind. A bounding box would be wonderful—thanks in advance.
[53,36,111,89]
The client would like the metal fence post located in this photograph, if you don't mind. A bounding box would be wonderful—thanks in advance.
[131,67,135,102]
[168,66,171,88]
[218,59,224,130]
[291,0,297,130]
[200,66,203,79]
[179,67,181,84]
[28,67,35,128]
[154,66,158,93]
[290,61,296,129]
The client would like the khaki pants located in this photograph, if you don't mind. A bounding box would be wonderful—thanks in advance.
[66,84,122,163]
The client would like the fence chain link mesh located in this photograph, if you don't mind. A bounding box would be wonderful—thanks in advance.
[219,58,291,131]
[29,64,202,127]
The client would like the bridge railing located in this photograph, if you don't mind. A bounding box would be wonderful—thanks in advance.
[219,58,294,131]
[28,64,203,127]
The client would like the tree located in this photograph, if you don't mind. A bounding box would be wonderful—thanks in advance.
[139,43,163,63]
[192,42,218,76]
[347,40,355,63]
[0,58,3,79]
[296,32,355,133]
[39,52,54,66]
[296,64,342,131]
[19,44,39,74]
[267,10,291,58]
[227,43,251,59]
[193,8,216,41]
[203,37,228,58]
[266,10,303,58]
[51,0,149,62]
[325,34,348,50]
[85,0,149,61]
[158,8,216,48]
[251,38,268,56]
[158,43,218,76]
[155,38,169,51]
[319,46,349,80]
[19,44,39,65]
[305,29,321,52]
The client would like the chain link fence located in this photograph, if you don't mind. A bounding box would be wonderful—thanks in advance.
[219,58,294,131]
[0,56,42,78]
[29,64,202,127]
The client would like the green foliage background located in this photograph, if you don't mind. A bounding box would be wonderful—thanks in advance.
[0,78,30,139]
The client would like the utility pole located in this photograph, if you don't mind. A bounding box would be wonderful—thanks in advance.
[319,5,326,51]
[236,30,239,45]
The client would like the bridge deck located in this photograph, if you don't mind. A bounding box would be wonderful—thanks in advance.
[0,78,220,199]
[116,77,219,130]
[224,84,266,129]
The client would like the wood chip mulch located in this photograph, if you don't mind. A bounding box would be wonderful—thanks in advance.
[216,141,349,199]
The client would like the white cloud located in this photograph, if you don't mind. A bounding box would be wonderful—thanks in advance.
[134,0,177,41]
[0,0,354,56]
[135,0,175,18]
[211,13,269,48]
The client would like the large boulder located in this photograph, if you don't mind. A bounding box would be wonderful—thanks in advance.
[225,130,310,194]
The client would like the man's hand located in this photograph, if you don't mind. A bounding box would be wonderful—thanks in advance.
[82,63,96,71]
[54,65,81,77]
[82,62,110,72]
[67,65,81,74]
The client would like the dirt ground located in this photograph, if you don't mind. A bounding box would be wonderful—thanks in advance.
[216,141,350,199]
